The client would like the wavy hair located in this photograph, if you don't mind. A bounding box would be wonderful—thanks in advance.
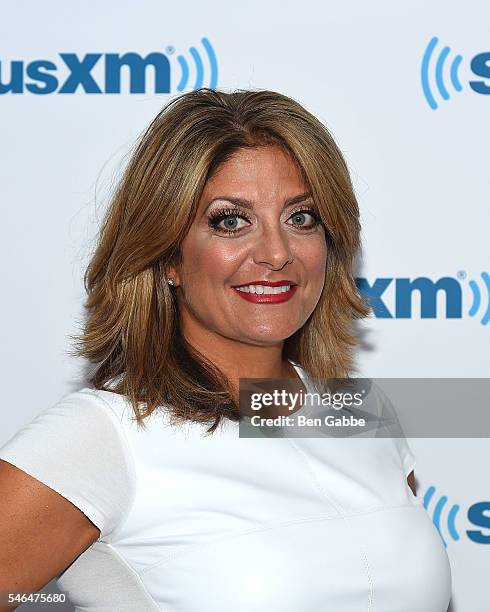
[69,88,371,434]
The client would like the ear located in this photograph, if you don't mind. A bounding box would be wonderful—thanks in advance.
[165,264,181,287]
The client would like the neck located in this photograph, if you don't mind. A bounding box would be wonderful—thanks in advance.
[188,333,293,380]
[178,321,303,405]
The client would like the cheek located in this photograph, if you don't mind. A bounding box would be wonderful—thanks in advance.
[181,235,244,285]
[300,235,328,277]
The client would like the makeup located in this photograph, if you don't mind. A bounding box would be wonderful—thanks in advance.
[232,282,298,304]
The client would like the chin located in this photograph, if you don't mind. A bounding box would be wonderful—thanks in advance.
[241,327,296,343]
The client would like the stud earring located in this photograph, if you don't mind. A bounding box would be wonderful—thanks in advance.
[167,278,175,287]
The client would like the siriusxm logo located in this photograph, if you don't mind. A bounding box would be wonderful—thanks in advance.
[356,271,490,325]
[0,37,217,95]
[421,36,490,109]
[423,484,490,547]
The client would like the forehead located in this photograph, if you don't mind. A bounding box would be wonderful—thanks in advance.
[201,145,306,198]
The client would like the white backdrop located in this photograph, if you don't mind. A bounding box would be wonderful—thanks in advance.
[1,1,488,610]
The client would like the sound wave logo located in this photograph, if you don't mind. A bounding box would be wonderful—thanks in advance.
[421,36,463,109]
[171,36,218,91]
[423,485,460,547]
[356,270,490,325]
[465,271,490,325]
[0,36,218,95]
[423,484,490,546]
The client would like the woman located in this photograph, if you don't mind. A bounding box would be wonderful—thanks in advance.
[0,88,451,611]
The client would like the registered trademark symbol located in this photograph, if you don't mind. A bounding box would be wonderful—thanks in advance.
[457,270,466,280]
[166,46,175,55]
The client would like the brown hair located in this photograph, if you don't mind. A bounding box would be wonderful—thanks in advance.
[69,88,370,434]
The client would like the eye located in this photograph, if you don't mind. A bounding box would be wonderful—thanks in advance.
[287,207,321,229]
[208,208,252,235]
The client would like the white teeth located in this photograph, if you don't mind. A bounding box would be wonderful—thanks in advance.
[235,284,292,294]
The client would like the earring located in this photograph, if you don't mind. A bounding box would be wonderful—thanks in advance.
[167,278,175,287]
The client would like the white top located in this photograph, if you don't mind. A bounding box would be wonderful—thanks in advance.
[0,362,452,611]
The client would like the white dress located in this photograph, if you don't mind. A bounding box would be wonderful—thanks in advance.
[0,361,452,611]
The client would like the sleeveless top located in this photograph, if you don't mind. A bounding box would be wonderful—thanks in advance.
[0,361,452,611]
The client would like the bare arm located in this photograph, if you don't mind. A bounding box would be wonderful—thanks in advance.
[407,470,416,496]
[0,459,100,611]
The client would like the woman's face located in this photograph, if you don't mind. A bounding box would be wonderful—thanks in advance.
[169,145,327,350]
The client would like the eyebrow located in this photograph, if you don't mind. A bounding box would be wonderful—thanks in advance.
[205,192,313,212]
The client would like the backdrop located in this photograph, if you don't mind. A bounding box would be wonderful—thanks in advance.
[1,1,488,610]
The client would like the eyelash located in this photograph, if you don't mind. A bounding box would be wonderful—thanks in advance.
[208,206,321,236]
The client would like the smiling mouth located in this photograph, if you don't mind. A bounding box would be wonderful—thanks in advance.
[234,283,294,294]
[232,284,298,304]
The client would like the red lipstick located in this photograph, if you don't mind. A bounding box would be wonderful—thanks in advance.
[231,280,298,304]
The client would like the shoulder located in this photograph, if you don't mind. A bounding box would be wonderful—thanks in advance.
[367,379,416,478]
[0,387,136,539]
[1,387,134,466]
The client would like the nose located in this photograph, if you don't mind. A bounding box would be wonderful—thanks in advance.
[252,221,294,270]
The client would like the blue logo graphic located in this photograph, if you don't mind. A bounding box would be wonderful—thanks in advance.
[356,271,490,325]
[0,37,218,95]
[423,484,490,546]
[174,37,218,92]
[421,37,463,109]
[423,485,460,547]
[421,36,490,109]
